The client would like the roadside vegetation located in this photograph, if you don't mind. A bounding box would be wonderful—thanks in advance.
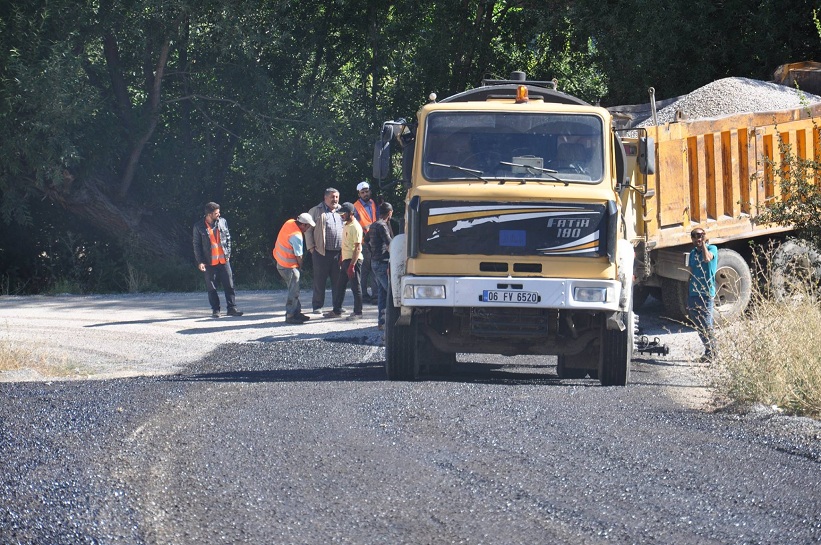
[0,339,79,378]
[0,341,28,373]
[712,128,821,419]
[1,1,818,295]
[713,248,821,418]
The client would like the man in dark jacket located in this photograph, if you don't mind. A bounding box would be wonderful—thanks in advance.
[369,202,393,329]
[193,202,243,318]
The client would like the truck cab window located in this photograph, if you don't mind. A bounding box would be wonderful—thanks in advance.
[423,112,604,183]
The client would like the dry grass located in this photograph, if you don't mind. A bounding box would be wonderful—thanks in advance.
[0,340,86,379]
[0,340,34,372]
[713,252,821,418]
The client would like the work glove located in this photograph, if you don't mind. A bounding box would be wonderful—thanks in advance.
[347,262,355,279]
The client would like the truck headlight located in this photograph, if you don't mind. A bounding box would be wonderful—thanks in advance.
[403,284,446,299]
[574,287,607,303]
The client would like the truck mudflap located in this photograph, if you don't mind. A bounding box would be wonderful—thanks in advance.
[605,312,626,331]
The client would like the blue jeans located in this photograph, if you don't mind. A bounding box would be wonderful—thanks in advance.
[688,294,715,358]
[371,260,389,326]
[277,265,302,317]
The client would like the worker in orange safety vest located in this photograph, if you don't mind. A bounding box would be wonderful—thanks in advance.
[353,181,378,304]
[274,212,316,324]
[193,202,243,318]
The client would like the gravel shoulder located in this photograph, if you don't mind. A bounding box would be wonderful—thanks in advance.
[0,290,384,382]
[1,291,713,408]
[3,293,820,544]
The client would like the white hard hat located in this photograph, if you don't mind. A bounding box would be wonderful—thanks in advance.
[356,181,370,191]
[296,212,316,227]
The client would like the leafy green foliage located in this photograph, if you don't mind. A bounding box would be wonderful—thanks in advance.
[569,0,821,105]
[0,0,819,292]
[755,129,821,248]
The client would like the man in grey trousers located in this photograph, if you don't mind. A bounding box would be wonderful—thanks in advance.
[304,188,345,314]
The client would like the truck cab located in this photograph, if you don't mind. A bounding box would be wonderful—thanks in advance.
[374,72,653,386]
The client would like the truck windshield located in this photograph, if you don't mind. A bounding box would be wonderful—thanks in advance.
[422,112,605,184]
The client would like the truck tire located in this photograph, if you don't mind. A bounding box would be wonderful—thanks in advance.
[714,248,752,324]
[384,289,419,381]
[660,277,688,321]
[599,310,633,386]
[771,239,821,303]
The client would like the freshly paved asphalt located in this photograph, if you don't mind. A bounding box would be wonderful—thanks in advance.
[1,295,820,544]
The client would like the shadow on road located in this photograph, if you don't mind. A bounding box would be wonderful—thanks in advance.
[171,361,387,383]
[174,354,579,387]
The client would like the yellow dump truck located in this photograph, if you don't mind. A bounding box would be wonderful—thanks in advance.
[373,72,651,385]
[626,100,821,321]
[373,72,820,385]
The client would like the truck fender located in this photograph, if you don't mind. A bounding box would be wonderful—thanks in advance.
[605,239,635,332]
[388,233,407,306]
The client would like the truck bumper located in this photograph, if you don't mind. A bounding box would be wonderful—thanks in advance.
[399,276,622,312]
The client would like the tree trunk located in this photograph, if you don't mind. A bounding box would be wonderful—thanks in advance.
[50,176,189,262]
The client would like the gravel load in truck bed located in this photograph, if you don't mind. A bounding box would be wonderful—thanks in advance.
[635,77,821,126]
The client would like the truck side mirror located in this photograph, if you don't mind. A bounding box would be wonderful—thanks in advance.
[401,145,414,187]
[373,138,391,181]
[374,120,411,182]
[638,137,655,175]
[613,134,628,191]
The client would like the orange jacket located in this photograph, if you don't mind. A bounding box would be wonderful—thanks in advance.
[273,219,302,268]
[353,199,377,231]
[206,221,226,265]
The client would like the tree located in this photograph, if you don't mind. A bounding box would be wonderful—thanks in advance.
[5,0,813,293]
[569,0,821,105]
[1,1,189,260]
[0,0,382,289]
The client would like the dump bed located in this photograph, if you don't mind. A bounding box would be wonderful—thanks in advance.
[639,103,821,250]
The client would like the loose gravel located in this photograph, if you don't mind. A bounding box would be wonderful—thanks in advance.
[0,291,383,382]
[2,293,821,544]
[634,76,821,126]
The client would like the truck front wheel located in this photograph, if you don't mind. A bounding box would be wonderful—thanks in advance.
[599,310,633,386]
[384,288,419,380]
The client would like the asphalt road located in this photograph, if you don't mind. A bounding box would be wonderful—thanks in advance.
[1,294,820,544]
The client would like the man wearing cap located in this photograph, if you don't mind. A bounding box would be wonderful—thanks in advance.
[326,202,364,319]
[688,227,718,362]
[273,213,316,324]
[305,187,345,314]
[369,202,394,330]
[353,181,378,304]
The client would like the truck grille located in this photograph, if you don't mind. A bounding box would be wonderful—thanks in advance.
[469,308,549,337]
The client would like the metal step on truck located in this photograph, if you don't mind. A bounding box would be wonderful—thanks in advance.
[372,72,654,386]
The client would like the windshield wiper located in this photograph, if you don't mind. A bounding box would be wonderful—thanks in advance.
[427,162,491,182]
[498,161,566,185]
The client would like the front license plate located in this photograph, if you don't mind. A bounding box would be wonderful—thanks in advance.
[481,290,540,303]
